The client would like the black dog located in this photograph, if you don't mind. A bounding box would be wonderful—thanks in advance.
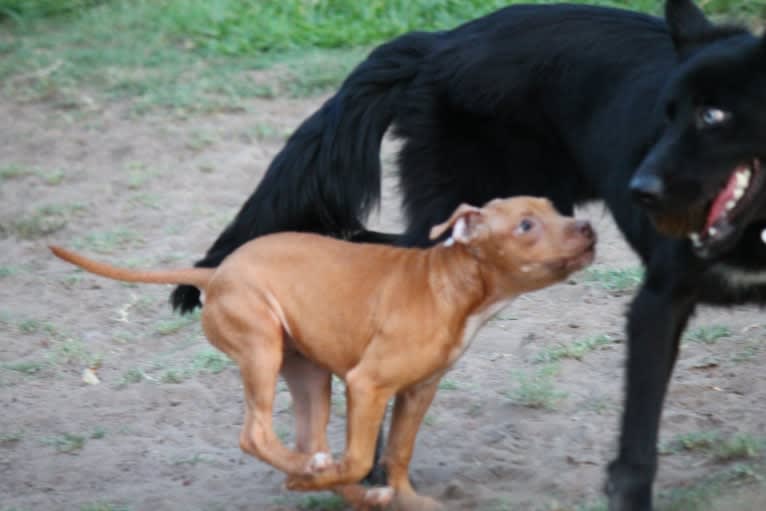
[171,1,766,509]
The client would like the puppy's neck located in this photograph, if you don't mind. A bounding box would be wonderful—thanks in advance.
[425,244,504,316]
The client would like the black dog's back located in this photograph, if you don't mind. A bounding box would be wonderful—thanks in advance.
[173,3,675,314]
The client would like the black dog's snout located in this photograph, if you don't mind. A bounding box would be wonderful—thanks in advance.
[629,173,665,208]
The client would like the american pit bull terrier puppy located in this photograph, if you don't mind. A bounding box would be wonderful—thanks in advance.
[50,196,595,510]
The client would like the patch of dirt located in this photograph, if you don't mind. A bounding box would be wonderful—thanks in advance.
[2,96,766,511]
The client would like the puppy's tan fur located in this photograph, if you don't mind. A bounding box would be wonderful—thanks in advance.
[50,196,595,510]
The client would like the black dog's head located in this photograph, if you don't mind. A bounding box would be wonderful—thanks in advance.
[629,0,766,259]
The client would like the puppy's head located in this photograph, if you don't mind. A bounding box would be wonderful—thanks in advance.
[430,197,596,293]
[629,0,766,259]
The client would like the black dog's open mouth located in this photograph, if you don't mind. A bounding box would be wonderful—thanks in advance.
[687,159,765,257]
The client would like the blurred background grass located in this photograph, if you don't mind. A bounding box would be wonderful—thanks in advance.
[0,0,763,114]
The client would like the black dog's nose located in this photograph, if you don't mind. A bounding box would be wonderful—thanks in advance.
[629,173,665,208]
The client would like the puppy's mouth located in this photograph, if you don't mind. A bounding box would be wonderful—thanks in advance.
[653,159,766,258]
[551,242,596,273]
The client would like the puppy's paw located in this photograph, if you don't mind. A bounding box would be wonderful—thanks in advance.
[304,452,334,474]
[285,473,313,491]
[364,486,394,507]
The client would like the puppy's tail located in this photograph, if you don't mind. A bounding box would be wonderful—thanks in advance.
[50,246,214,290]
[171,30,436,314]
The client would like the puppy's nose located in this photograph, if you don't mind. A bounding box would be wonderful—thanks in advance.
[575,220,594,240]
[629,173,665,208]
[569,220,594,241]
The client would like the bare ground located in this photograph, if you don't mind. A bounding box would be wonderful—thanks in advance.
[2,95,766,511]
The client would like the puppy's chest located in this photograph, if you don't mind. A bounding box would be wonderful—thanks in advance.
[447,299,515,365]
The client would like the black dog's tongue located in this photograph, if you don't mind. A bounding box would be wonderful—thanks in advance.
[705,168,741,232]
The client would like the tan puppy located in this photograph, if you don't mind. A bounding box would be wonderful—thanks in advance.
[50,196,595,510]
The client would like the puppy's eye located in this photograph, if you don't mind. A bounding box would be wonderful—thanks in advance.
[696,107,730,128]
[515,218,535,235]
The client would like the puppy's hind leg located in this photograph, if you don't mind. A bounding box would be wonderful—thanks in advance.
[286,364,395,491]
[226,308,313,475]
[281,353,333,470]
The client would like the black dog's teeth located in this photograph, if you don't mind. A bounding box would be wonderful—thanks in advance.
[689,164,754,248]
[689,232,703,248]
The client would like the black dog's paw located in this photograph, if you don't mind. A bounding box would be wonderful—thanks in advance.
[362,462,388,487]
[605,460,654,511]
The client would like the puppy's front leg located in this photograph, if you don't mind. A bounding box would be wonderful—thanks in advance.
[286,365,394,491]
[382,378,444,510]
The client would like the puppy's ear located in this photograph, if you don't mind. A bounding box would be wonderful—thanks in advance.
[429,204,485,244]
[665,0,714,53]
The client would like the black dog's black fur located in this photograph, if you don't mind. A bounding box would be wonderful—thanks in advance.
[171,1,766,509]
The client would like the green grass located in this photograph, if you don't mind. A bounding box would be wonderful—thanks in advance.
[0,164,32,181]
[79,503,130,511]
[4,204,82,239]
[660,430,764,462]
[507,364,567,409]
[75,228,142,254]
[438,378,460,390]
[0,266,19,278]
[191,347,233,374]
[42,432,87,453]
[51,338,100,367]
[90,427,107,439]
[2,360,47,375]
[172,453,209,465]
[533,334,615,363]
[684,324,732,344]
[1,0,102,19]
[130,345,231,385]
[160,369,185,384]
[17,318,57,335]
[295,494,346,511]
[572,463,766,511]
[583,266,644,293]
[120,368,145,384]
[4,0,762,115]
[0,431,24,444]
[0,1,364,113]
[657,463,766,511]
[154,311,200,335]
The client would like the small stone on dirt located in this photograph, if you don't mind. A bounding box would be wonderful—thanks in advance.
[443,479,465,499]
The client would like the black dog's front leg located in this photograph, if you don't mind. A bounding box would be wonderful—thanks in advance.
[606,254,698,511]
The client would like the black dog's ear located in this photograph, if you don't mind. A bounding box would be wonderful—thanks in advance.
[665,0,714,52]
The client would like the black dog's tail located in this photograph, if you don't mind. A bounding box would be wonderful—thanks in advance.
[171,32,435,313]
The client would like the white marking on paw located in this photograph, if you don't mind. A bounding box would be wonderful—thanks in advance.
[364,487,394,506]
[305,452,333,473]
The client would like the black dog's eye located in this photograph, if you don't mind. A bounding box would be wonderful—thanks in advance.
[515,218,535,234]
[696,107,730,129]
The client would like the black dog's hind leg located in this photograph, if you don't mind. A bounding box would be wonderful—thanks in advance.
[606,243,701,511]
